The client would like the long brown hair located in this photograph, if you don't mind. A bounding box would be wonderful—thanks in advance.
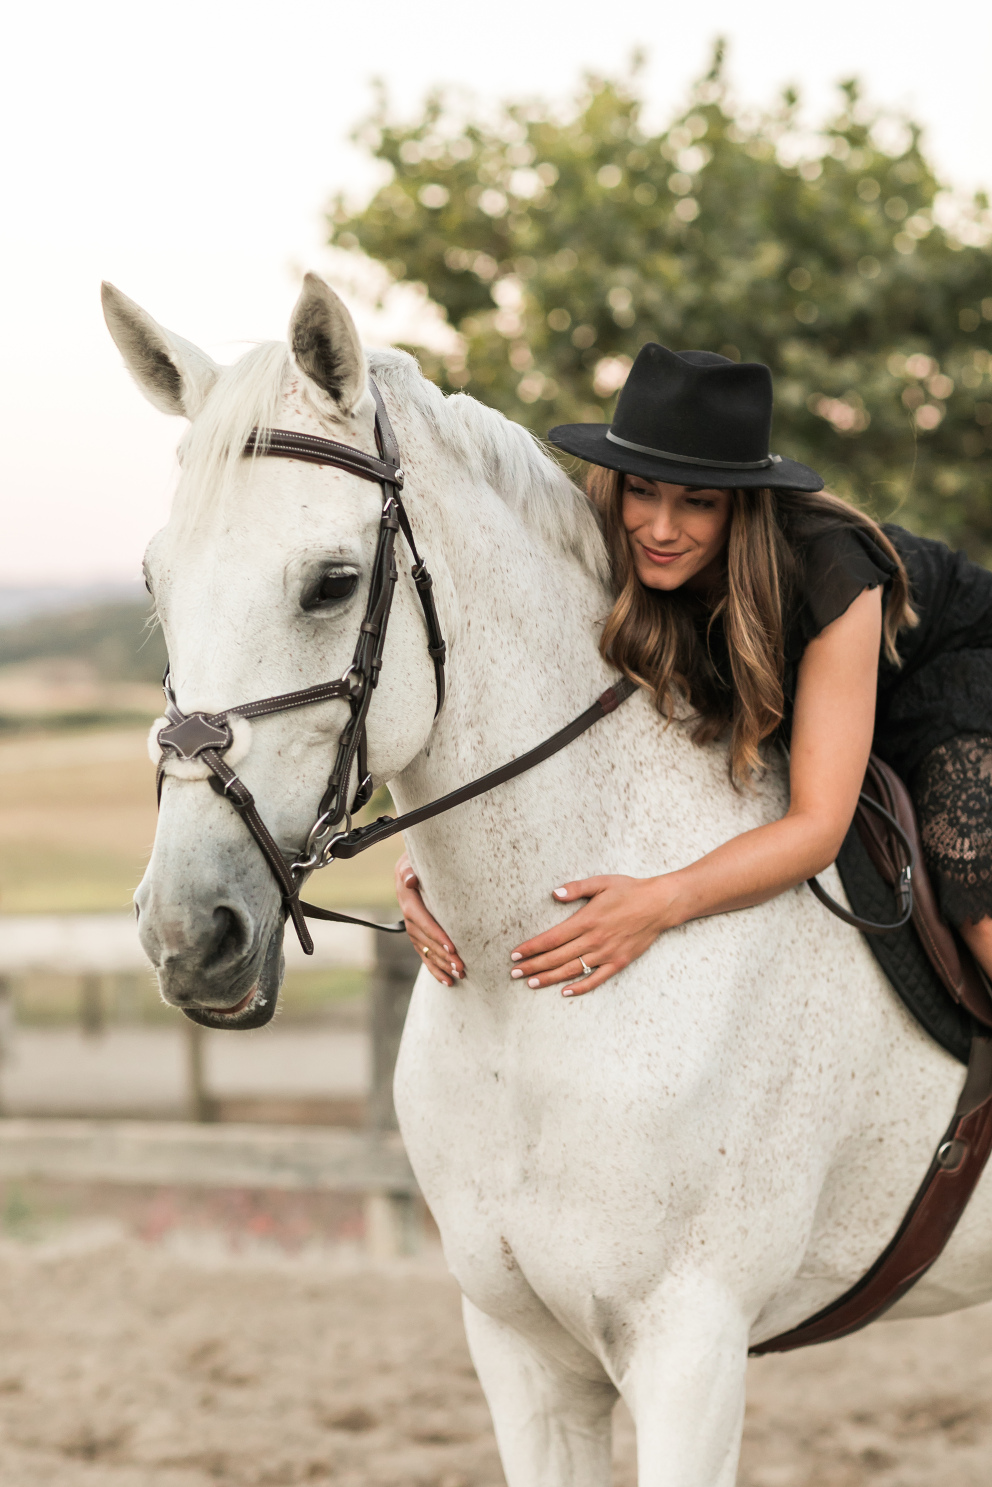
[588,466,917,783]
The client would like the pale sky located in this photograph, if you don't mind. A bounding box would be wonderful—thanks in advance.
[3,0,990,583]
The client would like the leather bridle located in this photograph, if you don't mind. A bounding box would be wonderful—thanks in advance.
[153,376,637,992]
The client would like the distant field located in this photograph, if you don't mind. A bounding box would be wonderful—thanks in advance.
[0,726,401,915]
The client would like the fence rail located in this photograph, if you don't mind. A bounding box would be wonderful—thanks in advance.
[0,1118,416,1193]
[0,914,425,1249]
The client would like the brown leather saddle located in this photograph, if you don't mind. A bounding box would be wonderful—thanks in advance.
[753,756,992,1353]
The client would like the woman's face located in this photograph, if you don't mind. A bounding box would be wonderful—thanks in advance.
[621,474,732,595]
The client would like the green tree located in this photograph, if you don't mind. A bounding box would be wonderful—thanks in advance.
[329,48,992,558]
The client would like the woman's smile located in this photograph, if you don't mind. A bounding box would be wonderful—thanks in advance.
[638,543,688,566]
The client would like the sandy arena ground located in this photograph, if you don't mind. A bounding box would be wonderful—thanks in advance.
[0,1187,990,1487]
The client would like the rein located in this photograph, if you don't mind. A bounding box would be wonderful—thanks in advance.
[154,376,637,962]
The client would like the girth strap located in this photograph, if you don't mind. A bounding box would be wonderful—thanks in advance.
[752,1032,992,1353]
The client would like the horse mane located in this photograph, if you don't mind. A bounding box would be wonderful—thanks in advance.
[367,350,609,584]
[173,340,609,584]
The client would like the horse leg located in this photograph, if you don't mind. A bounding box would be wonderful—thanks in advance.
[620,1278,749,1487]
[462,1296,617,1487]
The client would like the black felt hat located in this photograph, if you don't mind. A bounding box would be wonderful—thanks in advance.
[549,343,823,491]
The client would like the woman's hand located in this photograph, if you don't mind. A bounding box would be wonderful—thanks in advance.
[510,875,678,997]
[395,851,464,986]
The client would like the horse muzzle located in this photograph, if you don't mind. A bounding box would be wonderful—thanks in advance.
[135,878,284,1030]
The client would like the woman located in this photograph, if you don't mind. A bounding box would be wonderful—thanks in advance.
[396,342,992,997]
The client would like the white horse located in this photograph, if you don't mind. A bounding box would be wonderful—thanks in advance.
[104,274,992,1486]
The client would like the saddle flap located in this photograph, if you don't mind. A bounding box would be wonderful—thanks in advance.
[856,756,992,1028]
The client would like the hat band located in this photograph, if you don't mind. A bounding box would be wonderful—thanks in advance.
[606,429,783,471]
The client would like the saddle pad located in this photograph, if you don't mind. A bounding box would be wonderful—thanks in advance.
[835,825,976,1065]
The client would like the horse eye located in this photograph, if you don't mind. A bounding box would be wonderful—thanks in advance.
[316,572,358,603]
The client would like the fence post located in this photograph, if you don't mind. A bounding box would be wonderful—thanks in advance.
[0,976,12,1114]
[365,926,421,1256]
[185,1020,216,1122]
[80,973,104,1037]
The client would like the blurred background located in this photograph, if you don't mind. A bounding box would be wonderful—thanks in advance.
[1,4,991,1480]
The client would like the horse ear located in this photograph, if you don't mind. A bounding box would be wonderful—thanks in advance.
[289,273,366,412]
[101,282,220,419]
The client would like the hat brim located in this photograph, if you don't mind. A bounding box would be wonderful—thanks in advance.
[548,423,824,493]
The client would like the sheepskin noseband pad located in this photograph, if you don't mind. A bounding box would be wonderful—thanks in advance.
[149,712,253,780]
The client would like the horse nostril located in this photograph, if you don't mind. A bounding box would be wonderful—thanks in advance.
[205,905,249,968]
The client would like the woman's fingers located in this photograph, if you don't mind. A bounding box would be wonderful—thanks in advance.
[513,948,620,994]
[510,880,607,964]
[395,852,464,983]
[561,963,616,997]
[551,877,609,905]
[511,909,594,964]
[511,937,593,980]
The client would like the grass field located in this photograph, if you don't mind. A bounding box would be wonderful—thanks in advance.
[0,726,401,916]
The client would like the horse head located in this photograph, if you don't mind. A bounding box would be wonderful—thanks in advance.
[103,275,441,1025]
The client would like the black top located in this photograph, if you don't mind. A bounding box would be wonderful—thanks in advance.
[781,522,992,780]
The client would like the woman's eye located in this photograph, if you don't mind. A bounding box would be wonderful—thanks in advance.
[316,572,358,603]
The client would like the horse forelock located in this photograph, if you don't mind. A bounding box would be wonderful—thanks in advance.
[170,339,608,585]
[172,341,292,534]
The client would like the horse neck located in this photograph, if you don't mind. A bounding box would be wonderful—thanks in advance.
[393,469,616,809]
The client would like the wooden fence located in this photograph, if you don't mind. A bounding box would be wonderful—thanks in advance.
[0,921,424,1253]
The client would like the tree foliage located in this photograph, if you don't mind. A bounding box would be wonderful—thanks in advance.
[329,48,992,558]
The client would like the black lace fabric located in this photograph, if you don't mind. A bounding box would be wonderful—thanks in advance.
[911,733,992,927]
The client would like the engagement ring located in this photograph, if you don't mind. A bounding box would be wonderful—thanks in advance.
[579,956,594,977]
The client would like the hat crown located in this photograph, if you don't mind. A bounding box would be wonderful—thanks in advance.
[611,343,774,467]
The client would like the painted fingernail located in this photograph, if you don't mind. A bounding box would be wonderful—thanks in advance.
[510,969,524,979]
[527,977,540,988]
[443,943,452,952]
[510,951,522,962]
[553,888,568,899]
[562,987,575,997]
[450,963,459,975]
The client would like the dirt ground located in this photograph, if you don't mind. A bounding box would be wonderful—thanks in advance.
[0,1185,990,1486]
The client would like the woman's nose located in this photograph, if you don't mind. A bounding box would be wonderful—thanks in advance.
[649,505,679,543]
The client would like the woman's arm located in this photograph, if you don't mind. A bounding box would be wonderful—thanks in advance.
[510,585,882,995]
